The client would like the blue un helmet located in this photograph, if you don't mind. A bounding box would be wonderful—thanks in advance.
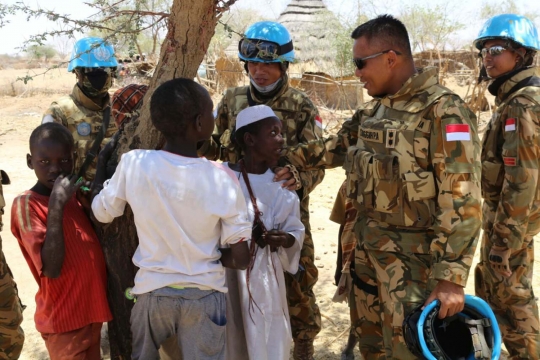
[67,37,118,72]
[403,295,502,360]
[474,14,540,51]
[238,21,295,63]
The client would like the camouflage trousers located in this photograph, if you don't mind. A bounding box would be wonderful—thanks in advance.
[475,230,540,360]
[0,248,24,360]
[352,242,434,359]
[284,196,321,340]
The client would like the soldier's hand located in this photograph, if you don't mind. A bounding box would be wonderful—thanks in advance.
[272,165,301,191]
[423,280,464,319]
[489,245,512,278]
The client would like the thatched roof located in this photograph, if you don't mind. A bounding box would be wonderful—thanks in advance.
[278,0,347,77]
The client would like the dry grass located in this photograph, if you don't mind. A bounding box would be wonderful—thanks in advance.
[0,67,74,97]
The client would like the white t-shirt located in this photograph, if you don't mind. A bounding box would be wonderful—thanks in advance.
[91,150,252,294]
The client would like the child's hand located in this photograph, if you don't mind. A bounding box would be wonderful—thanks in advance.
[50,174,82,207]
[264,230,295,249]
[76,179,92,211]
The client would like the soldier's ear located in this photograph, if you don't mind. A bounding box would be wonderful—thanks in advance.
[27,153,34,170]
[387,50,399,69]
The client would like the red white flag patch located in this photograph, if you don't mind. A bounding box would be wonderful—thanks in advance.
[505,118,516,131]
[445,124,470,141]
[315,115,323,129]
[503,157,517,166]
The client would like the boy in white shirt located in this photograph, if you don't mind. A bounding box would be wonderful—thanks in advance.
[224,105,304,360]
[91,78,251,360]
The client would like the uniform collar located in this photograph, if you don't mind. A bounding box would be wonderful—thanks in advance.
[489,67,537,105]
[71,84,110,111]
[379,67,439,111]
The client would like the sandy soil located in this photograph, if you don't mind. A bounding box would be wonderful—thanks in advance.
[0,68,538,360]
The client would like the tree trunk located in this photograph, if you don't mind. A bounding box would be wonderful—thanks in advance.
[101,1,219,358]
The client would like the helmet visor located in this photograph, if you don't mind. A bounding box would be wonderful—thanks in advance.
[239,38,293,61]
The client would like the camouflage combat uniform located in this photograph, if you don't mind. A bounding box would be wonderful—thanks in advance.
[0,171,24,359]
[476,67,540,359]
[43,85,116,180]
[200,77,324,340]
[284,67,482,359]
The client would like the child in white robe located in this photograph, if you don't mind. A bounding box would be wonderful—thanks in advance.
[224,105,304,360]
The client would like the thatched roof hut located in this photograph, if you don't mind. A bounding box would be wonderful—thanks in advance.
[278,0,347,78]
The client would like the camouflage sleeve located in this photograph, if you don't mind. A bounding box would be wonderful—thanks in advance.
[490,97,540,249]
[43,102,67,126]
[293,100,325,196]
[428,95,482,287]
[283,109,361,170]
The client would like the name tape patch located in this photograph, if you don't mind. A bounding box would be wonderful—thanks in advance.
[359,129,383,143]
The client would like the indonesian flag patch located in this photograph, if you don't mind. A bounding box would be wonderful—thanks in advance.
[445,124,470,141]
[315,115,323,129]
[505,118,516,131]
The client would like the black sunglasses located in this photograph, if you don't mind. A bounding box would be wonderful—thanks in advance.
[478,45,508,58]
[352,49,402,70]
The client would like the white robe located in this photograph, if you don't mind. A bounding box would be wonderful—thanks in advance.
[224,166,305,360]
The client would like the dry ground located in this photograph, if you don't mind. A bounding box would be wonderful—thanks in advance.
[0,68,538,360]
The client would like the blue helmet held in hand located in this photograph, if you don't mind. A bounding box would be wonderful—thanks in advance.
[474,14,540,51]
[68,37,118,72]
[403,295,502,360]
[238,21,295,63]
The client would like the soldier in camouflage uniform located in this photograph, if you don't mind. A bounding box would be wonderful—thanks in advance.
[283,15,482,359]
[0,171,24,359]
[42,37,118,180]
[199,21,323,359]
[473,14,540,359]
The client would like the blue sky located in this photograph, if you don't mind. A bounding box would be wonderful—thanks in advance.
[0,0,539,54]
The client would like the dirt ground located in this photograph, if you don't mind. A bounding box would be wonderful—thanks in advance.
[0,68,539,360]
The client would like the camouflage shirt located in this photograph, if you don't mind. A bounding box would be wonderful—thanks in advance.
[481,67,540,249]
[44,85,116,180]
[285,68,482,287]
[200,78,325,198]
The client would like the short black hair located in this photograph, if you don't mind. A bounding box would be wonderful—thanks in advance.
[150,78,209,138]
[351,14,412,57]
[29,123,74,152]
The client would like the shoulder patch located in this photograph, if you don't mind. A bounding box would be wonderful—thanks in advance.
[445,124,470,141]
[315,115,322,129]
[504,118,516,132]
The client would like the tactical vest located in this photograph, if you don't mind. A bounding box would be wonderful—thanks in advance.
[47,87,115,180]
[345,90,450,229]
[219,86,310,163]
[481,86,540,202]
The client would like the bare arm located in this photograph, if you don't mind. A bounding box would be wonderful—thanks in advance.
[220,241,250,270]
[42,175,82,278]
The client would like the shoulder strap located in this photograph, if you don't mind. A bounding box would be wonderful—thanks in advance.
[77,106,111,178]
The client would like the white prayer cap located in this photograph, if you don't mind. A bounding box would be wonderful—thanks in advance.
[236,105,279,131]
